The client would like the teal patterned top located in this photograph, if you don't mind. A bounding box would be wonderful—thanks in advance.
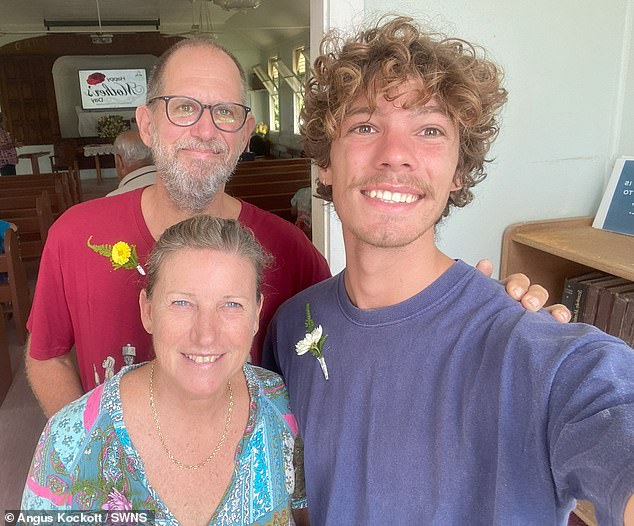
[22,364,306,525]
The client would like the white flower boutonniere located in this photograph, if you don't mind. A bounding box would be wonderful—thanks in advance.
[296,303,329,380]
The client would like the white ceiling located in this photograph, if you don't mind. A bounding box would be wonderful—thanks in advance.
[0,0,309,50]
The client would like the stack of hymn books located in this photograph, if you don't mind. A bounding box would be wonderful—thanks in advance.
[561,271,634,345]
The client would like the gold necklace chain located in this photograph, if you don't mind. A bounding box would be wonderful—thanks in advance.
[148,361,234,470]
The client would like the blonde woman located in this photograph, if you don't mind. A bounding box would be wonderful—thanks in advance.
[23,215,308,525]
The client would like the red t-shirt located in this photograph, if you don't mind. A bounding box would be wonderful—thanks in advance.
[27,188,330,391]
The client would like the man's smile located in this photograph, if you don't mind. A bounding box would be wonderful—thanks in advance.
[361,189,422,203]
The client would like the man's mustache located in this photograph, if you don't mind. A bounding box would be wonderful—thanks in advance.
[353,174,435,199]
[172,138,229,156]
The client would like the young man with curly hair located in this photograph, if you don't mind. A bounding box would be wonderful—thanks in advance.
[264,16,634,525]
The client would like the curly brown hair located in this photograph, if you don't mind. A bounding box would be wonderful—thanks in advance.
[301,16,508,217]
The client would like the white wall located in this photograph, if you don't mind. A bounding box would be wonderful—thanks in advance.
[322,0,634,277]
[616,5,634,157]
[215,32,268,124]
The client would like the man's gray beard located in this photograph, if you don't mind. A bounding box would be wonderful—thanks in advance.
[152,135,240,213]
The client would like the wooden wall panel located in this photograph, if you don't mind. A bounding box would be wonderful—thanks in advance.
[0,56,56,144]
[0,34,182,145]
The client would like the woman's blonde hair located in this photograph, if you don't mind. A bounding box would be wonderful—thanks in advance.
[145,215,270,300]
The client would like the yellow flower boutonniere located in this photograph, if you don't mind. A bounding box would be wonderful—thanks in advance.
[87,236,146,275]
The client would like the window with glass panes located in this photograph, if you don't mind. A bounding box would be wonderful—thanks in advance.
[268,56,280,131]
[293,46,307,134]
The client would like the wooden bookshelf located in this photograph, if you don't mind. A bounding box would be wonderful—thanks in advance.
[573,500,598,526]
[500,216,634,305]
[501,216,634,526]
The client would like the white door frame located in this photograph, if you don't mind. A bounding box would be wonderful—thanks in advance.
[309,0,364,273]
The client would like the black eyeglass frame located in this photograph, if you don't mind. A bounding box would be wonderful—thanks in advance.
[148,96,251,133]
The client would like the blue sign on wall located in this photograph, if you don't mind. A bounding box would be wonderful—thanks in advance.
[593,158,634,237]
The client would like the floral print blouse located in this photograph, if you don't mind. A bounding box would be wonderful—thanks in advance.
[22,364,306,525]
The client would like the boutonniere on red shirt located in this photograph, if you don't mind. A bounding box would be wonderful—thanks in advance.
[87,236,145,275]
[295,303,329,380]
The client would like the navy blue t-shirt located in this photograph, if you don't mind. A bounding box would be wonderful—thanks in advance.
[263,260,634,525]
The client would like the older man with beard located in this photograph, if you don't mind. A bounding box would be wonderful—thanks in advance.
[25,38,331,417]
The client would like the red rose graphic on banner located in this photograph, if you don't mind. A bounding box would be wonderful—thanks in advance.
[87,72,106,85]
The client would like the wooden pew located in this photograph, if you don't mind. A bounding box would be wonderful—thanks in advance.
[0,183,68,213]
[0,309,11,405]
[237,158,310,168]
[225,157,312,222]
[2,213,42,261]
[0,227,32,345]
[227,172,310,188]
[50,148,82,203]
[230,168,311,183]
[234,158,310,176]
[235,163,310,173]
[0,172,69,186]
[0,191,67,215]
[1,192,57,261]
[226,179,312,198]
[48,170,79,205]
[37,191,55,245]
[0,171,77,207]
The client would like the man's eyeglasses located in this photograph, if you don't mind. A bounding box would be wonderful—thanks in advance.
[148,96,251,133]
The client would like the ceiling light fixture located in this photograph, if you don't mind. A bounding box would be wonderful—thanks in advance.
[43,19,160,31]
[44,0,160,34]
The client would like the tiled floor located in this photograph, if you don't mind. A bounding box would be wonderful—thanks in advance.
[0,319,46,510]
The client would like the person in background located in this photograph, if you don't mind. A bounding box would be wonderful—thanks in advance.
[0,219,17,283]
[25,37,331,418]
[107,129,156,196]
[0,219,17,250]
[290,186,312,238]
[263,16,634,525]
[249,134,267,157]
[23,215,309,525]
[0,112,18,176]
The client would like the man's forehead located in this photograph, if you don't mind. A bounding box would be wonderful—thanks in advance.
[162,46,239,83]
[155,51,244,108]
